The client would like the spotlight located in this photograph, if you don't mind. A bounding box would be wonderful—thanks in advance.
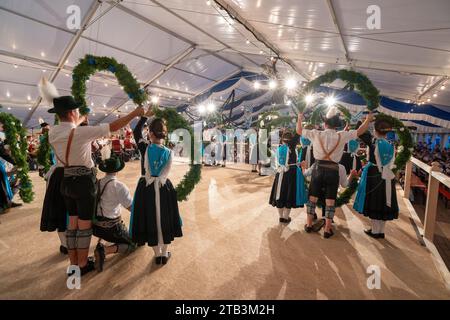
[304,94,314,104]
[269,80,277,89]
[254,81,261,90]
[151,96,159,104]
[246,39,250,44]
[285,78,297,90]
[198,104,206,114]
[207,102,216,112]
[325,96,336,107]
[433,93,438,97]
[440,85,446,90]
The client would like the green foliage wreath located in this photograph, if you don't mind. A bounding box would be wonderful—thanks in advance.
[0,110,34,203]
[72,54,148,115]
[294,69,410,207]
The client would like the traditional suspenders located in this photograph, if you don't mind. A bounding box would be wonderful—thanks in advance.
[96,179,115,218]
[318,133,341,162]
[50,128,75,167]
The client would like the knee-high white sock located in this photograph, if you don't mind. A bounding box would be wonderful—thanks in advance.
[371,220,380,234]
[58,231,67,247]
[283,209,291,219]
[277,208,284,218]
[161,244,169,257]
[379,221,386,234]
[152,246,160,257]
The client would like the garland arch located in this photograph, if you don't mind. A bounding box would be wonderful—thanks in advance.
[293,69,412,207]
[0,109,34,203]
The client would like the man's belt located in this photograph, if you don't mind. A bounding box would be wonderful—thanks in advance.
[64,166,97,177]
[316,160,339,171]
[94,216,121,228]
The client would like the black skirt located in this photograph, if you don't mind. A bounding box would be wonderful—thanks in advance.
[360,166,399,221]
[130,177,182,246]
[0,171,12,210]
[40,167,67,232]
[269,167,302,208]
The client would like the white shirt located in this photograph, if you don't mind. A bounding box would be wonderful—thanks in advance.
[96,175,133,219]
[49,122,110,168]
[303,129,358,163]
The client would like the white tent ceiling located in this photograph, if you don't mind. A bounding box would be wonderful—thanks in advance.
[0,0,449,129]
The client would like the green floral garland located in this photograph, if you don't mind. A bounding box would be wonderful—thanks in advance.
[304,69,380,111]
[375,113,413,174]
[37,132,51,173]
[72,54,148,115]
[154,107,202,202]
[0,110,34,203]
[294,69,410,207]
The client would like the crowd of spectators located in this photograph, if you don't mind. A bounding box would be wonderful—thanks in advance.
[413,141,450,175]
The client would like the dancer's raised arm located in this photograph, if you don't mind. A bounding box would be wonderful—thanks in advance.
[356,112,374,137]
[109,106,145,132]
[296,113,303,136]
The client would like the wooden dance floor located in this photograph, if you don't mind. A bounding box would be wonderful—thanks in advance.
[0,160,449,299]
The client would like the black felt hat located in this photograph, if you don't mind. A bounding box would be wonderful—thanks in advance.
[40,122,49,128]
[48,96,82,114]
[99,156,125,173]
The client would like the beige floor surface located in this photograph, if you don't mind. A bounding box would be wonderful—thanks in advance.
[0,160,449,299]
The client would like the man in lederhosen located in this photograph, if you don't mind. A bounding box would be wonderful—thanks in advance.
[42,87,144,275]
[297,107,373,238]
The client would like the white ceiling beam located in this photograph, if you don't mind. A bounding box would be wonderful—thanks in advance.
[107,1,242,70]
[23,0,102,125]
[289,53,450,77]
[0,5,217,83]
[148,0,260,68]
[325,0,350,63]
[417,76,448,101]
[94,45,196,124]
[213,0,310,81]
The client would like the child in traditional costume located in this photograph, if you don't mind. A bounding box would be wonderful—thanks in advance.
[269,115,307,223]
[93,155,135,272]
[130,118,182,265]
[297,108,373,238]
[353,118,398,239]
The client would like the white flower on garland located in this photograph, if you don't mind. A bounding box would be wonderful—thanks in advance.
[399,127,405,132]
[398,146,404,152]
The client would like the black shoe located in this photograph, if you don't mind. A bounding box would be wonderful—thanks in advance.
[155,256,162,265]
[312,219,326,232]
[161,252,171,265]
[251,170,258,173]
[304,224,313,233]
[94,243,106,272]
[280,217,291,224]
[324,229,334,239]
[364,229,385,239]
[80,259,95,276]
[59,245,68,255]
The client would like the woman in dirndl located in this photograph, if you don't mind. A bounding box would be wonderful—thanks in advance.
[269,128,307,224]
[353,118,399,239]
[130,117,182,265]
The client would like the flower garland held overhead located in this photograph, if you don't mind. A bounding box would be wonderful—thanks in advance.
[0,109,34,203]
[291,69,410,207]
[71,54,148,115]
[153,107,201,202]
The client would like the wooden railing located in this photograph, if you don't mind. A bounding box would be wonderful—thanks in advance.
[403,157,446,242]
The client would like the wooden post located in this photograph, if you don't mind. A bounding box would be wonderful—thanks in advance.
[424,162,441,242]
[404,160,413,199]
